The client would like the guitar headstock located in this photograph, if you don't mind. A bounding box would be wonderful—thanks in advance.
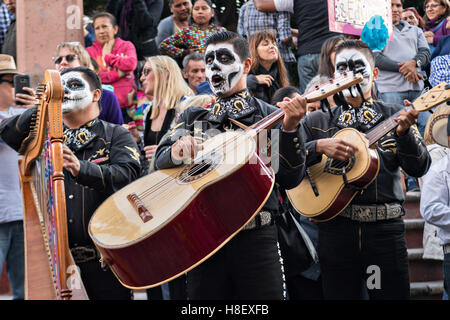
[304,71,364,103]
[413,82,450,112]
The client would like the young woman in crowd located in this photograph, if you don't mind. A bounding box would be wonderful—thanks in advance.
[317,34,347,79]
[53,42,124,125]
[87,12,138,121]
[423,0,450,50]
[159,0,225,63]
[139,55,194,171]
[247,30,289,103]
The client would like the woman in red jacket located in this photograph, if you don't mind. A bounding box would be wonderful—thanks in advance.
[87,12,138,122]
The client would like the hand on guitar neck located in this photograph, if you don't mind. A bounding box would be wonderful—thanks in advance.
[275,95,307,132]
[394,100,419,137]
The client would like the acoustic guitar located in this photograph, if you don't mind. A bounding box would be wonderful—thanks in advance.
[88,72,363,289]
[286,82,450,222]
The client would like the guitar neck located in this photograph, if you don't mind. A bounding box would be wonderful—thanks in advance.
[365,107,410,145]
[249,72,364,134]
[365,82,450,145]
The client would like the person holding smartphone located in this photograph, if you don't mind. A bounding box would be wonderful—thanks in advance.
[0,54,35,300]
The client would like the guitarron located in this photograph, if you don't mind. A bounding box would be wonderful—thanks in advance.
[88,72,364,289]
[18,70,88,300]
[287,82,450,222]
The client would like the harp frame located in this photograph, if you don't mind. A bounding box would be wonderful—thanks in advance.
[18,70,88,300]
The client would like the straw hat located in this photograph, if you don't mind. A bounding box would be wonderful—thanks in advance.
[427,102,450,148]
[0,54,19,75]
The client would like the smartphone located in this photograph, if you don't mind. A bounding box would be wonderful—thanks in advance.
[14,74,31,105]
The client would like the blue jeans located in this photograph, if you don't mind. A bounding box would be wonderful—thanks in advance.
[444,252,450,300]
[0,221,24,300]
[297,53,320,94]
[377,90,430,137]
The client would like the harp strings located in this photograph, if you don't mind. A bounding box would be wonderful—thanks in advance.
[32,130,62,297]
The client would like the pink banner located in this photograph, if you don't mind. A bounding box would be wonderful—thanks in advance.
[328,0,393,39]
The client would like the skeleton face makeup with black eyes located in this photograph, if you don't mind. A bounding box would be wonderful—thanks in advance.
[205,43,244,97]
[335,49,373,99]
[61,72,93,113]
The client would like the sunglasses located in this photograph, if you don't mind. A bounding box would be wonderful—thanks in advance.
[425,3,442,10]
[53,54,78,65]
[0,78,13,85]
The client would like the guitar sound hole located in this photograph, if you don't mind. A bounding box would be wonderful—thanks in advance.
[324,156,355,175]
[188,161,212,176]
[178,152,222,183]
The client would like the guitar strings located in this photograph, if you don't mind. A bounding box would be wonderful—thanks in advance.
[137,131,255,200]
[135,107,287,200]
[132,73,359,201]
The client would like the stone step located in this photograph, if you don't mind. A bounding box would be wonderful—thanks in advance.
[410,280,444,300]
[403,191,422,219]
[408,248,444,283]
[404,218,425,249]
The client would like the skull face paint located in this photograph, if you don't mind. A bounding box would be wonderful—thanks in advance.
[205,43,244,97]
[334,49,373,100]
[61,71,93,113]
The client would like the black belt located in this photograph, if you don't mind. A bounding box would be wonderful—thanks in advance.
[243,210,273,230]
[340,203,404,222]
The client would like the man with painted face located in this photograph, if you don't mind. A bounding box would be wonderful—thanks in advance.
[154,31,307,299]
[0,66,141,300]
[300,40,431,300]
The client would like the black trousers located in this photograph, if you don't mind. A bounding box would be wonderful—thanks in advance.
[186,224,285,300]
[318,216,410,300]
[78,260,132,300]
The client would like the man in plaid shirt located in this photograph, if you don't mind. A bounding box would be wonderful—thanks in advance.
[237,0,296,74]
[0,1,10,51]
[429,54,450,88]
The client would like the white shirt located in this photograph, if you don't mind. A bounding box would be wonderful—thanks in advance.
[420,153,450,245]
[274,0,294,13]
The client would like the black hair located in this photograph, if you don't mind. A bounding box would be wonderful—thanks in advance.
[92,11,118,27]
[90,57,99,73]
[61,66,103,111]
[204,31,249,61]
[335,40,375,69]
[189,0,216,26]
[271,86,301,105]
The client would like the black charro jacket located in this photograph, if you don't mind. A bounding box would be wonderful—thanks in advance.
[300,100,431,205]
[154,90,306,212]
[0,107,141,247]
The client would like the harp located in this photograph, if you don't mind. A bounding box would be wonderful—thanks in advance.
[18,70,88,300]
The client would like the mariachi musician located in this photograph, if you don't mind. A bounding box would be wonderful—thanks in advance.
[0,67,141,299]
[299,40,431,299]
[153,31,307,300]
